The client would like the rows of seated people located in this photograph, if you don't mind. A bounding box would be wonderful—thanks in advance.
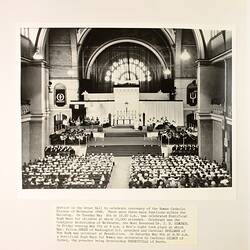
[171,145,198,156]
[82,117,100,126]
[21,104,30,115]
[68,117,99,127]
[22,153,114,189]
[44,145,75,156]
[68,117,110,128]
[186,126,198,133]
[50,128,93,145]
[150,119,197,144]
[129,154,231,188]
[159,128,197,145]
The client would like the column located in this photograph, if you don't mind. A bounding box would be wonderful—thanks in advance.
[197,60,213,159]
[21,61,49,161]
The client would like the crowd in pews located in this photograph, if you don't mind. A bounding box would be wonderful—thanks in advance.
[159,128,197,145]
[44,145,75,156]
[50,128,93,145]
[82,117,100,126]
[171,145,198,156]
[129,154,231,188]
[68,116,110,127]
[22,153,114,189]
[147,118,198,144]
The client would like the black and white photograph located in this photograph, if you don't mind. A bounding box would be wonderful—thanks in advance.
[21,27,232,189]
[1,0,249,249]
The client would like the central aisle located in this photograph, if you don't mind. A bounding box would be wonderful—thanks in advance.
[107,157,132,188]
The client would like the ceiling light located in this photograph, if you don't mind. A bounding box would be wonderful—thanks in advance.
[67,69,74,76]
[163,67,171,76]
[33,49,43,60]
[180,49,191,61]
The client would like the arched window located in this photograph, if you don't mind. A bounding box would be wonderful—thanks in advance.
[104,57,151,84]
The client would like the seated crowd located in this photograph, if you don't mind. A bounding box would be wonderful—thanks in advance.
[159,128,197,145]
[82,117,100,126]
[44,145,75,156]
[83,117,110,128]
[50,128,92,145]
[69,116,110,127]
[22,153,114,189]
[186,126,198,133]
[171,145,198,156]
[21,104,30,115]
[129,154,231,188]
[146,118,198,144]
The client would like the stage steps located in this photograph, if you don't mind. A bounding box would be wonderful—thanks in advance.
[113,125,135,129]
[86,145,161,156]
[105,132,146,137]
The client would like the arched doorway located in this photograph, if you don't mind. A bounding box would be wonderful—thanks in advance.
[54,114,67,131]
[186,113,197,128]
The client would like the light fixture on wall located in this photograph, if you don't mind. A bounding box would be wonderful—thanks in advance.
[163,67,171,78]
[163,50,172,78]
[48,81,52,93]
[180,49,191,61]
[33,48,43,60]
[67,69,74,77]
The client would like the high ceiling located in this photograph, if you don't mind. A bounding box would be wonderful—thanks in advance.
[21,28,205,60]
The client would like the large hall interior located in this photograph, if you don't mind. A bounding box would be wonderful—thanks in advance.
[21,28,232,189]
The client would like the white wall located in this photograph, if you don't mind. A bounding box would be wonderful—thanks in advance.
[139,92,170,100]
[139,101,184,126]
[83,90,184,126]
[85,102,114,123]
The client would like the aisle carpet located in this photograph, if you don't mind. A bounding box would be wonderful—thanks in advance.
[107,157,131,188]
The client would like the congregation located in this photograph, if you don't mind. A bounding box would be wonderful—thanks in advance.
[129,154,231,188]
[155,120,198,145]
[171,145,198,156]
[44,145,75,156]
[159,128,197,144]
[21,28,232,190]
[22,153,114,189]
[50,128,93,145]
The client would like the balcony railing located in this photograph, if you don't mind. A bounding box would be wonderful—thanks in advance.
[227,105,232,118]
[21,104,30,115]
[210,104,224,115]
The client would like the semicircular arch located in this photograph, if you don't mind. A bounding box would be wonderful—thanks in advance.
[34,28,206,61]
[85,38,168,79]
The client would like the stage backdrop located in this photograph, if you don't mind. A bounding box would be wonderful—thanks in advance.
[139,101,184,126]
[84,99,184,127]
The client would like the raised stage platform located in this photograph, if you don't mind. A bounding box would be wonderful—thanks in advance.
[103,126,146,137]
[86,145,161,156]
[87,126,161,156]
[88,137,160,146]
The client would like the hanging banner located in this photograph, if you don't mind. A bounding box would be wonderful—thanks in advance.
[55,89,66,106]
[187,80,197,106]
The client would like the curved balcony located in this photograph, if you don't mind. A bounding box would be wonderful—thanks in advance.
[21,100,30,115]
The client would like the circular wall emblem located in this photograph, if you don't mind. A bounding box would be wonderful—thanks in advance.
[56,93,65,101]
